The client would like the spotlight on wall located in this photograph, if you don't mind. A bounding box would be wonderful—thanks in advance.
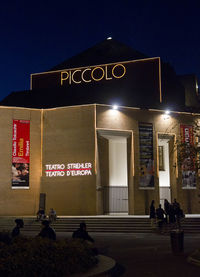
[112,105,118,110]
[163,110,171,120]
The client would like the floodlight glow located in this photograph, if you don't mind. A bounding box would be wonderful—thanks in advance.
[165,110,170,115]
[113,105,118,110]
[107,37,112,40]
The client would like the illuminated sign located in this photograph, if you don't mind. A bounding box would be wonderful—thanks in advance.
[60,64,126,85]
[31,58,162,106]
[45,163,92,177]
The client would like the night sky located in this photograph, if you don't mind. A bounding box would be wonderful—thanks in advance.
[1,1,200,101]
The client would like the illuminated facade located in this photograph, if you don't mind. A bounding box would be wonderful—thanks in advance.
[0,39,200,215]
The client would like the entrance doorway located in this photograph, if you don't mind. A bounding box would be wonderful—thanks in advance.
[158,135,172,207]
[97,130,131,214]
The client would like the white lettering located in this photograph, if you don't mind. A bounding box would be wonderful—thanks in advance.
[13,141,17,156]
[45,164,65,170]
[45,171,65,177]
[45,162,92,177]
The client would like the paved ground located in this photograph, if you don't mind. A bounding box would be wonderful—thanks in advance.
[93,232,200,277]
[69,232,200,277]
[23,230,200,277]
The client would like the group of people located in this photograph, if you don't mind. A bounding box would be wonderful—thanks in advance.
[11,218,95,246]
[150,198,184,231]
[36,207,57,222]
[11,218,56,240]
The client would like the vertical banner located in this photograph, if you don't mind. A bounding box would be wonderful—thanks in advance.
[12,120,30,188]
[139,123,154,188]
[180,124,196,188]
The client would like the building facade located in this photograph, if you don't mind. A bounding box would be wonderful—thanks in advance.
[0,39,200,215]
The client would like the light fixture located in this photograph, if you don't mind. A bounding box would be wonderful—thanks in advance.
[113,105,118,110]
[163,110,170,120]
[107,37,112,40]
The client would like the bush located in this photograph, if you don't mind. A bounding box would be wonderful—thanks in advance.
[0,234,98,276]
[0,231,11,245]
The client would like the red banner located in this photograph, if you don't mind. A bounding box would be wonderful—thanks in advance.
[12,120,30,187]
[180,124,194,145]
[12,120,30,163]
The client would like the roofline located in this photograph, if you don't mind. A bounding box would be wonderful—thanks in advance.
[96,104,200,116]
[0,103,199,116]
[30,56,161,93]
[30,57,160,76]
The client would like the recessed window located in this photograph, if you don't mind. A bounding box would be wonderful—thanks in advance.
[158,146,165,171]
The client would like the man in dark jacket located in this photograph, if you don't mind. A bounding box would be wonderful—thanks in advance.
[72,222,98,255]
[156,204,165,230]
[72,222,94,242]
[38,220,56,241]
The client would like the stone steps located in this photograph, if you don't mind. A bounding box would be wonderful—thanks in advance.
[0,216,199,233]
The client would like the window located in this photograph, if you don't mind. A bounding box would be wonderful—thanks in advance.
[158,146,165,171]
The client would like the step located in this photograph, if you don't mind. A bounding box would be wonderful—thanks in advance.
[0,216,199,234]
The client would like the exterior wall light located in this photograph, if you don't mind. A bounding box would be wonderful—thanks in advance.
[113,105,118,110]
[107,37,112,40]
[163,110,171,120]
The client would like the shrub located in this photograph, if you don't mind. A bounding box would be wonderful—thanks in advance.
[0,235,98,276]
[0,231,11,245]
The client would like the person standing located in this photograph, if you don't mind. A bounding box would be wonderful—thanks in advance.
[168,203,176,225]
[164,199,170,224]
[149,200,156,229]
[156,204,165,231]
[172,198,180,212]
[173,199,183,228]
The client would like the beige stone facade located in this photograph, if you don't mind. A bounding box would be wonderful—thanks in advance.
[0,107,41,215]
[0,104,200,215]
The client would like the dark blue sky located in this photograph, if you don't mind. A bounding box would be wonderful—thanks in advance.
[0,1,200,100]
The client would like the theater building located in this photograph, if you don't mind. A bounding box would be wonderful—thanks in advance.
[0,39,200,216]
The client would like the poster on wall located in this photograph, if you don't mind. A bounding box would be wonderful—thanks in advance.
[12,120,30,188]
[139,123,154,188]
[180,124,196,188]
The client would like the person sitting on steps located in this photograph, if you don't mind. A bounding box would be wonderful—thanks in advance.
[36,207,46,221]
[11,218,24,238]
[48,208,57,222]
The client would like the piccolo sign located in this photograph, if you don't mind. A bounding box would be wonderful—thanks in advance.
[45,163,92,177]
[60,63,126,85]
[31,58,161,105]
